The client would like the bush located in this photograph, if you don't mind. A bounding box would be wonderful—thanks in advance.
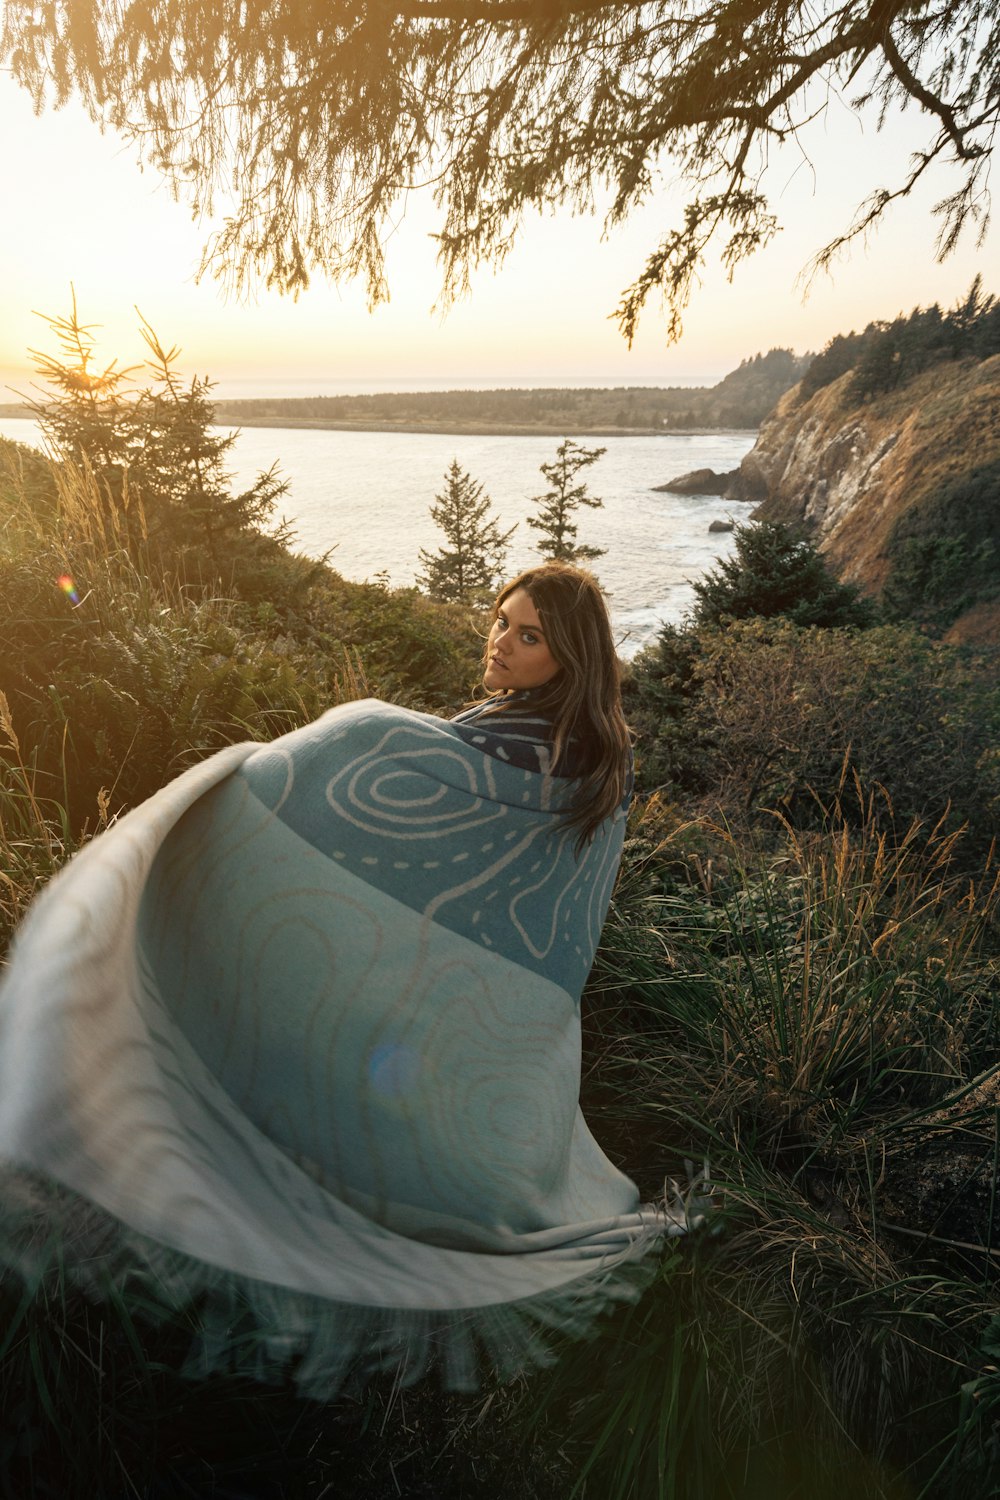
[301,574,481,710]
[626,618,1000,857]
[689,518,876,630]
[0,434,480,840]
[883,458,1000,630]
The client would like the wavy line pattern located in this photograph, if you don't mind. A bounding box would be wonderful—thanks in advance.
[241,701,624,995]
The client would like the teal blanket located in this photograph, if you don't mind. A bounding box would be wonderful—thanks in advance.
[0,699,664,1391]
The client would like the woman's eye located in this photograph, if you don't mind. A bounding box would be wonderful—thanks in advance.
[522,632,538,645]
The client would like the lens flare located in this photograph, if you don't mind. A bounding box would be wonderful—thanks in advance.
[368,1042,421,1100]
[57,573,80,605]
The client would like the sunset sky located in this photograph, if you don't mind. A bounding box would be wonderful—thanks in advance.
[0,62,994,397]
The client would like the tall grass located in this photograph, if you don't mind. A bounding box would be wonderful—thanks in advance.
[552,789,1000,1499]
[0,440,375,832]
[593,788,998,1152]
[0,690,105,954]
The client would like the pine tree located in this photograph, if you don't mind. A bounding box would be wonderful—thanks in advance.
[131,320,288,567]
[27,290,141,531]
[527,440,606,564]
[417,460,515,605]
[28,298,288,570]
[690,519,875,629]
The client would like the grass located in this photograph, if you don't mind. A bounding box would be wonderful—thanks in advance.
[560,790,1000,1498]
[1,432,998,1496]
[0,688,102,953]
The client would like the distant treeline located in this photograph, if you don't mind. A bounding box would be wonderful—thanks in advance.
[211,349,810,431]
[799,277,1000,404]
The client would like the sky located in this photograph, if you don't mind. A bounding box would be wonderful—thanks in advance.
[0,57,995,398]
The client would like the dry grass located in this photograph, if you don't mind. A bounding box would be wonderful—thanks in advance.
[0,691,108,950]
[568,786,1000,1498]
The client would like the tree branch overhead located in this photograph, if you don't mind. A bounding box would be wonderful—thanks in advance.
[3,0,996,340]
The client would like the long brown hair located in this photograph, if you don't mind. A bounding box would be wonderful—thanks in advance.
[479,563,631,842]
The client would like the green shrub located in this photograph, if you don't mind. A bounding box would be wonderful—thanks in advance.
[883,459,1000,630]
[0,432,479,839]
[626,619,1000,858]
[302,573,481,710]
[689,518,876,630]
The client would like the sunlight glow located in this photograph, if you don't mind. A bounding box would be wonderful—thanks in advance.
[0,68,993,396]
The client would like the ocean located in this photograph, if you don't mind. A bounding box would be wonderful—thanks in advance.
[0,417,756,655]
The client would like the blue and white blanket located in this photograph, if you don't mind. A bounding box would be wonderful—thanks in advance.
[0,699,664,1391]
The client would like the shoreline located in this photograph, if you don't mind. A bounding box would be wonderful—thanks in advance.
[0,405,756,440]
[212,416,759,438]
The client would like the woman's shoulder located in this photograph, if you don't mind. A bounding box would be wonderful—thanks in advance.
[449,692,559,775]
[451,691,552,736]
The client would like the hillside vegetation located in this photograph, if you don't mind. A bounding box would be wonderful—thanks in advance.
[0,325,998,1500]
[799,279,1000,405]
[199,349,809,433]
[0,437,478,858]
[735,284,1000,642]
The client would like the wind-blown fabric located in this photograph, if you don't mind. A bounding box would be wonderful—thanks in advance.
[0,698,662,1391]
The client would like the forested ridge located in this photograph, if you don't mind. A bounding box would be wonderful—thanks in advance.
[0,349,806,433]
[798,278,1000,404]
[211,350,807,432]
[733,283,1000,644]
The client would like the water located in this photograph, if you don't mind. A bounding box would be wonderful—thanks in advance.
[0,417,756,655]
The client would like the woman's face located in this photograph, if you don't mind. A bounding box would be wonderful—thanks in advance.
[483,588,561,693]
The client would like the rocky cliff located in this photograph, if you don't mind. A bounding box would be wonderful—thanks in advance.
[733,355,1000,643]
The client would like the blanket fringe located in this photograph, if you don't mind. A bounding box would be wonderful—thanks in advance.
[0,1167,672,1398]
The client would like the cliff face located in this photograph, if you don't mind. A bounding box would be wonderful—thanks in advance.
[734,356,1000,642]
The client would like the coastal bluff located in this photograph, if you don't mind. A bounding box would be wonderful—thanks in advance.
[729,356,1000,643]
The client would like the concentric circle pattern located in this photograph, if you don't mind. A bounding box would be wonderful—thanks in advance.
[0,700,652,1394]
[240,701,624,996]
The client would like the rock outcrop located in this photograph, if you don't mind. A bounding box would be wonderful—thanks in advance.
[652,467,737,495]
[730,356,1000,640]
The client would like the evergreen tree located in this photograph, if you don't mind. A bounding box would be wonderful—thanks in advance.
[27,292,142,530]
[130,321,288,567]
[527,441,606,565]
[840,281,1000,403]
[798,327,875,400]
[690,519,875,629]
[28,299,288,570]
[417,460,515,605]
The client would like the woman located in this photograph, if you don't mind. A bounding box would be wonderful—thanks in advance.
[0,563,675,1395]
[452,563,633,845]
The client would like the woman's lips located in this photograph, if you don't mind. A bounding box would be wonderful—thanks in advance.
[489,655,507,669]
